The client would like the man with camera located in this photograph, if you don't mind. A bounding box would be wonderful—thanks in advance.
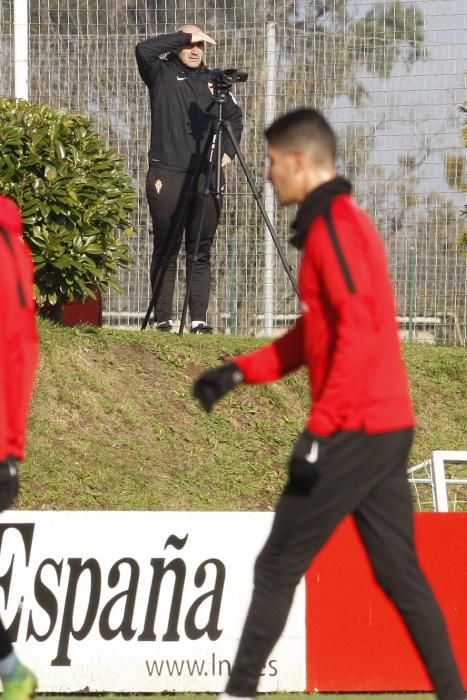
[136,25,243,334]
[193,109,465,700]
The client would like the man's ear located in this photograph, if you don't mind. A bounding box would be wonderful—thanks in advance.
[291,149,309,173]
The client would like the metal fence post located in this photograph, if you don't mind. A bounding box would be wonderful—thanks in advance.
[14,0,28,100]
[407,244,416,342]
[263,22,277,337]
[431,450,449,512]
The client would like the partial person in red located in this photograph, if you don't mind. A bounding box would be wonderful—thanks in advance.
[193,110,465,700]
[0,195,39,700]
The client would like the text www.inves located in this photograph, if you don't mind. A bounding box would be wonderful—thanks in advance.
[145,654,278,678]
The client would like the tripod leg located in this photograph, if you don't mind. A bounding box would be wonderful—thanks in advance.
[222,120,299,297]
[141,243,178,329]
[141,246,173,329]
[179,122,221,336]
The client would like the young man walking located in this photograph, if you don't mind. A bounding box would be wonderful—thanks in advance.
[193,109,465,700]
[136,25,243,333]
[0,195,39,700]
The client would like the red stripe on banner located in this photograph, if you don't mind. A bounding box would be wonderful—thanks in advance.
[305,513,467,692]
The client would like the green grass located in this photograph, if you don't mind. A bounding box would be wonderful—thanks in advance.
[20,321,467,511]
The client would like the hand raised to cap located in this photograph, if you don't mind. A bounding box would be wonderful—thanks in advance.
[188,30,216,46]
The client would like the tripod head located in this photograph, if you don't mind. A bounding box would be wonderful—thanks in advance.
[209,68,248,103]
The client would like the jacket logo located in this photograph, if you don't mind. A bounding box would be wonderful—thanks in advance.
[155,179,163,194]
[176,76,187,81]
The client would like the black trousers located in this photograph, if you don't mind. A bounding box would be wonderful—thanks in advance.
[146,166,223,324]
[226,429,464,700]
[0,619,12,660]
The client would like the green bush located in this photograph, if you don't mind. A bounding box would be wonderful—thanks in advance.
[0,98,135,317]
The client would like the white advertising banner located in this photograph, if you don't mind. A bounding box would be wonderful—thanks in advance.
[0,511,306,692]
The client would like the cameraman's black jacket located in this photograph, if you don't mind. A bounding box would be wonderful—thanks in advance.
[135,32,243,171]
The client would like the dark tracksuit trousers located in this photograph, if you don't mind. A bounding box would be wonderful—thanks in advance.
[146,165,223,324]
[226,428,465,700]
[0,622,12,660]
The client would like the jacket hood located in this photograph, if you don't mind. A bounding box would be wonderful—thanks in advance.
[290,177,352,249]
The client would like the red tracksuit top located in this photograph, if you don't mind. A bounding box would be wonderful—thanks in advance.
[0,196,39,461]
[234,179,415,436]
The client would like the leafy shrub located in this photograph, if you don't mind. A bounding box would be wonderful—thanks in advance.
[0,98,135,317]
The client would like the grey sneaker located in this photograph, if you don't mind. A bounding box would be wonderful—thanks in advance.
[191,323,213,335]
[155,321,173,332]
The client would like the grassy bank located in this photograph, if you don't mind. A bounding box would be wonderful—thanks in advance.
[21,321,466,511]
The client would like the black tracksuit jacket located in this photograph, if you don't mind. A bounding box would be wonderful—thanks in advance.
[135,32,243,171]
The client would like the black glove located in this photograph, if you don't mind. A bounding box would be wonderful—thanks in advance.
[193,363,244,412]
[0,456,19,511]
[285,429,329,497]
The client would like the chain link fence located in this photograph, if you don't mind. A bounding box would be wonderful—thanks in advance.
[1,0,466,341]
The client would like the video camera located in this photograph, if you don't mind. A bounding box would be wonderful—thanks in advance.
[209,68,248,90]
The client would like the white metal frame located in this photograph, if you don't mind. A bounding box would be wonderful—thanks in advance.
[408,451,467,512]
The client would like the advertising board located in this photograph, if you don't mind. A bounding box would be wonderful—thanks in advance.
[0,511,306,692]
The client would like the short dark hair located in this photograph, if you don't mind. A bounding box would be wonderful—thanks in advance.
[265,108,336,163]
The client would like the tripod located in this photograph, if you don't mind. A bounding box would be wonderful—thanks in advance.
[141,80,298,335]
